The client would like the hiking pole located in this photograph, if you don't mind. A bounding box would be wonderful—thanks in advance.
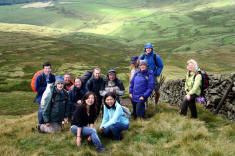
[214,82,234,114]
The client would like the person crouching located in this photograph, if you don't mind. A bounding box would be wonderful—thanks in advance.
[37,79,69,133]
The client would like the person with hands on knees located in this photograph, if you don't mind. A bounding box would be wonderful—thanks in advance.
[129,60,155,119]
[71,92,107,153]
[37,79,69,133]
[100,92,129,140]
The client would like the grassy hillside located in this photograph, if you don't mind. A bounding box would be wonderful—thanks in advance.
[0,0,235,155]
[0,103,235,156]
[0,0,235,52]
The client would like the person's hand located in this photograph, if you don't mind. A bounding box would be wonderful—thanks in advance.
[87,136,92,142]
[100,127,104,133]
[76,136,82,147]
[77,100,82,105]
[186,94,190,101]
[64,118,68,124]
[46,123,50,127]
[139,96,144,100]
[110,87,115,93]
[129,94,132,99]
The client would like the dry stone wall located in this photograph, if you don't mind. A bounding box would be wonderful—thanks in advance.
[160,73,235,120]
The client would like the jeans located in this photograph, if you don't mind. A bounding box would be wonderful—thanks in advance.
[132,101,145,118]
[102,122,129,140]
[71,125,104,149]
[131,100,137,118]
[180,94,198,118]
[38,104,44,124]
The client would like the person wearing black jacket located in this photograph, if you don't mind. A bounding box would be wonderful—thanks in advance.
[86,68,104,116]
[100,69,125,104]
[71,92,107,153]
[68,77,87,118]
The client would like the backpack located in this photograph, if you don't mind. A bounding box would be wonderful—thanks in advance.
[193,70,209,96]
[121,106,131,119]
[31,70,43,92]
[81,70,93,85]
[140,53,158,66]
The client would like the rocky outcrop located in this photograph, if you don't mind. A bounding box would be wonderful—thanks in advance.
[160,73,235,120]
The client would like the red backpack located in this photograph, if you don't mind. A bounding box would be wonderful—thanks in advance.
[31,70,43,92]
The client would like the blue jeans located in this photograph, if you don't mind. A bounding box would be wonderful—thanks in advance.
[132,101,145,118]
[102,122,129,140]
[38,104,44,124]
[71,125,104,149]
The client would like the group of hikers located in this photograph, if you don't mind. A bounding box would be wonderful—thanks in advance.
[33,43,203,152]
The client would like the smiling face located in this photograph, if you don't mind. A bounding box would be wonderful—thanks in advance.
[85,94,95,106]
[64,74,71,85]
[105,96,115,108]
[43,66,51,76]
[108,73,116,81]
[74,78,82,88]
[187,62,195,72]
[139,64,147,71]
[93,69,101,79]
[145,48,152,54]
[56,83,64,91]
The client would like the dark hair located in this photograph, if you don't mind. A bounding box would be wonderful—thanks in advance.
[42,62,52,68]
[104,92,117,109]
[74,77,83,89]
[82,92,97,119]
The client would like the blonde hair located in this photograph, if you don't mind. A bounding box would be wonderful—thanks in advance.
[187,59,198,71]
[94,68,101,73]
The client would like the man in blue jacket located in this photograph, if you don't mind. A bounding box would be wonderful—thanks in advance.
[129,60,155,119]
[35,62,55,124]
[139,43,164,105]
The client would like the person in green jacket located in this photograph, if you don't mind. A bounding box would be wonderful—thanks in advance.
[180,59,202,118]
[37,79,70,133]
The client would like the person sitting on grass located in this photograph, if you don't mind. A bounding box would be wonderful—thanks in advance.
[37,79,69,133]
[71,92,107,153]
[100,92,129,140]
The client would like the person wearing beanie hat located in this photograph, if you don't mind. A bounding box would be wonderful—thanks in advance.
[100,69,125,104]
[139,43,164,105]
[37,78,69,133]
[129,59,155,119]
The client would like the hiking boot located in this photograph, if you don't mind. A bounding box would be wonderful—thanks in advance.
[36,124,42,133]
[97,147,108,153]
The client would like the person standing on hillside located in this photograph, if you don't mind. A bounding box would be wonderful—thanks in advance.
[86,68,104,116]
[180,59,202,118]
[100,69,125,104]
[129,60,155,119]
[64,73,73,92]
[129,56,140,82]
[139,43,163,105]
[37,79,69,133]
[35,62,56,124]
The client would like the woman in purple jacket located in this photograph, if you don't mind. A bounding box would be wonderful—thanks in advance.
[129,60,155,119]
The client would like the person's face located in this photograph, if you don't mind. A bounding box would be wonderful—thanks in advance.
[146,48,152,54]
[139,64,147,71]
[105,96,115,107]
[56,83,64,91]
[64,75,71,84]
[43,66,51,76]
[93,70,101,79]
[187,62,195,72]
[108,73,116,81]
[85,94,95,106]
[74,78,82,88]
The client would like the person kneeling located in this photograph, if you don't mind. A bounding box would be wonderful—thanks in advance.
[71,92,107,153]
[100,92,129,140]
[37,79,69,133]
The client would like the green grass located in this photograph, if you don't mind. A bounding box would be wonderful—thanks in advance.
[0,103,234,156]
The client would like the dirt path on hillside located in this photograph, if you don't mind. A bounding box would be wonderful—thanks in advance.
[21,1,53,8]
